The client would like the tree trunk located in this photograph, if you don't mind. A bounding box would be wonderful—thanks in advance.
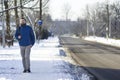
[14,0,19,28]
[4,1,14,47]
[20,0,24,18]
[4,1,11,37]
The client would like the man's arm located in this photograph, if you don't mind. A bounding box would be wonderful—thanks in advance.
[30,27,35,45]
[15,28,21,41]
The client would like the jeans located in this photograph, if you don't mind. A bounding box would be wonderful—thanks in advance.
[20,45,32,70]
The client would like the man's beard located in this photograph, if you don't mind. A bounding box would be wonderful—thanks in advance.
[21,23,26,26]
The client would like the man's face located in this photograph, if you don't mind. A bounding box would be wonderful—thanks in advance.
[20,19,26,25]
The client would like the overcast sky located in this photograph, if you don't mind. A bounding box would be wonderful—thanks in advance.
[49,0,115,21]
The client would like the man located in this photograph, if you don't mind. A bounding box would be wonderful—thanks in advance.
[15,18,35,73]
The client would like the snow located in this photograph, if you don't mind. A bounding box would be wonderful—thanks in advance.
[84,36,120,48]
[0,36,92,80]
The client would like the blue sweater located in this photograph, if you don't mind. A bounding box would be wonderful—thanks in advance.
[15,25,35,46]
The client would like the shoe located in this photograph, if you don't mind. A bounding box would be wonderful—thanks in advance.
[23,70,27,73]
[26,69,31,73]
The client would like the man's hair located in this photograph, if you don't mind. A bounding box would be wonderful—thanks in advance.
[21,18,26,21]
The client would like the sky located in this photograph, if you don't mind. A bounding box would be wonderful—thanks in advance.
[49,0,115,21]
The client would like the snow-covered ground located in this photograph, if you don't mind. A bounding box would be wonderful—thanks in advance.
[84,36,120,48]
[0,37,92,80]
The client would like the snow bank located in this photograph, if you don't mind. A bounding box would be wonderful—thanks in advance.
[84,36,120,47]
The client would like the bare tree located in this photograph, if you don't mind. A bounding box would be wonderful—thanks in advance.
[62,3,71,21]
[83,5,90,36]
[14,0,19,28]
[89,2,102,36]
[110,1,120,38]
[0,0,50,42]
[4,0,10,36]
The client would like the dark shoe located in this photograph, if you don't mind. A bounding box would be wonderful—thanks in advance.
[23,70,27,73]
[26,69,31,73]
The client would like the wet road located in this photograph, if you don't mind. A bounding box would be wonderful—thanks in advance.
[60,36,120,80]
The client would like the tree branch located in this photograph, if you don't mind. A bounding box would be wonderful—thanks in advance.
[0,6,20,13]
[43,0,49,8]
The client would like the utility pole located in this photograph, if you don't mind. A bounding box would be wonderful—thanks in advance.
[106,0,111,38]
[2,0,5,48]
[109,16,111,38]
[40,0,42,20]
[39,0,42,40]
[106,3,109,38]
[86,5,89,36]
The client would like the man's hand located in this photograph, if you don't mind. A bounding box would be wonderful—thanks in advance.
[30,45,33,48]
[18,35,21,39]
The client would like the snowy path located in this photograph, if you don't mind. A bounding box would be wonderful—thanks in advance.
[0,37,73,80]
[0,37,92,80]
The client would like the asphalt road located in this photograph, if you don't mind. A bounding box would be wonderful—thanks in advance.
[60,36,120,80]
